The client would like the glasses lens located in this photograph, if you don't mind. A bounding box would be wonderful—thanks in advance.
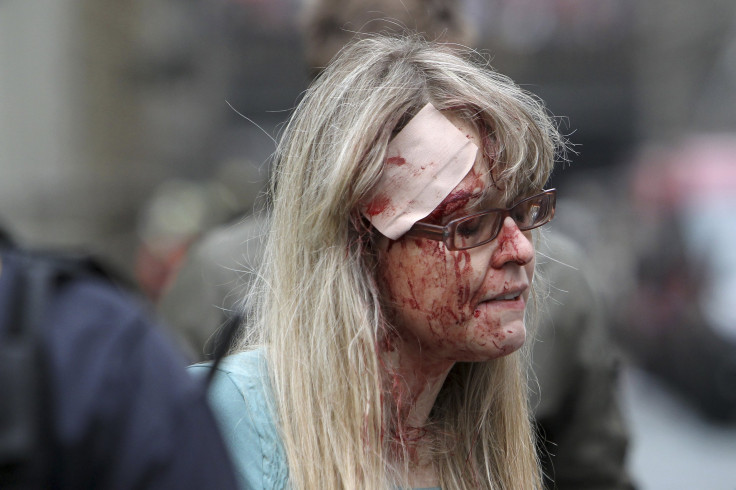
[452,212,502,250]
[449,191,555,250]
[515,193,553,230]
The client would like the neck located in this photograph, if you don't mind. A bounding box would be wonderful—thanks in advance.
[381,333,455,443]
[381,335,453,487]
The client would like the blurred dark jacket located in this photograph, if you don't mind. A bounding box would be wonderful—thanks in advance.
[0,237,239,490]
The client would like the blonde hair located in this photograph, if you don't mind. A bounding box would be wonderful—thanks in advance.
[234,35,565,489]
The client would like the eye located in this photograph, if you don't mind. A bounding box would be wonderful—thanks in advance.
[456,216,483,238]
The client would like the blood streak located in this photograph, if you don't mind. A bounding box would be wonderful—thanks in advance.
[454,250,472,275]
[424,190,475,224]
[405,279,421,310]
[453,251,472,309]
[415,237,445,259]
[379,326,400,353]
[422,168,484,224]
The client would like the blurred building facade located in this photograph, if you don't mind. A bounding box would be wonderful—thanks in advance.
[0,0,305,272]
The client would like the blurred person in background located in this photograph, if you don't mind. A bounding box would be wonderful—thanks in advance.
[301,0,474,76]
[135,160,267,305]
[534,232,634,489]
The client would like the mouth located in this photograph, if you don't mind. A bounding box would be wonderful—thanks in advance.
[475,289,527,315]
[484,284,528,303]
[474,291,527,316]
[492,292,522,301]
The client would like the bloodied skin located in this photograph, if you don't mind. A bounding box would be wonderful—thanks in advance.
[374,114,537,480]
[376,116,535,377]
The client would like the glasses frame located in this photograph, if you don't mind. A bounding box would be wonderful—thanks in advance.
[404,189,556,251]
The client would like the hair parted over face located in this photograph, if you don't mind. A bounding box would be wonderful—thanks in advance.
[255,35,566,490]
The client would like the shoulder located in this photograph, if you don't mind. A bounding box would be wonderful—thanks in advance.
[190,349,288,489]
[191,350,270,413]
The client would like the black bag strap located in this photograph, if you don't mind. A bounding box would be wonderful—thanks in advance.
[0,249,56,488]
[205,310,243,386]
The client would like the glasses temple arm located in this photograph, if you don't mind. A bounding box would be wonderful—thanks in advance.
[404,222,445,241]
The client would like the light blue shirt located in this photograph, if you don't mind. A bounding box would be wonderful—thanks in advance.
[191,349,441,490]
[190,350,288,489]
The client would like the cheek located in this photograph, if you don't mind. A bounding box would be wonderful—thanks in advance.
[378,239,480,328]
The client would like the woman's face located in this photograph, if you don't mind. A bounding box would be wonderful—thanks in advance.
[376,118,535,363]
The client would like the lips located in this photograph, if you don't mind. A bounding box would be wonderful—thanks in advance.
[494,292,521,301]
[484,284,528,303]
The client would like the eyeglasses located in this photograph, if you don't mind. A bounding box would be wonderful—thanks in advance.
[404,189,556,251]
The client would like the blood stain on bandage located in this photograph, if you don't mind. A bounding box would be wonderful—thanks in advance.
[411,161,433,177]
[365,194,393,217]
[387,156,407,166]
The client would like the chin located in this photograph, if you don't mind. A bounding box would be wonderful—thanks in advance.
[472,320,526,360]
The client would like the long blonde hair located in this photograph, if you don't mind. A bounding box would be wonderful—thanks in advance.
[234,35,565,489]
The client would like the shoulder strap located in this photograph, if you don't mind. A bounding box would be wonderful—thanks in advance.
[0,248,56,488]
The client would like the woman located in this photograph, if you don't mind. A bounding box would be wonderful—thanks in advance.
[194,35,566,489]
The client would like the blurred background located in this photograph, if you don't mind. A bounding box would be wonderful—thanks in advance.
[2,0,735,488]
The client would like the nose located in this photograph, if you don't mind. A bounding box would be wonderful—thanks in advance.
[490,216,535,267]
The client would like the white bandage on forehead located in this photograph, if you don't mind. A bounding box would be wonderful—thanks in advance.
[362,103,479,240]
